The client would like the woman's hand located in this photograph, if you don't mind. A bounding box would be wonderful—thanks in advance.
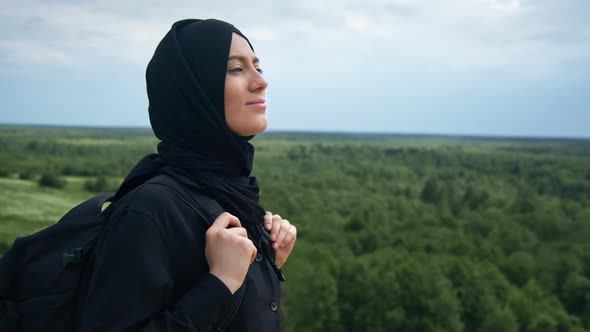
[206,212,257,294]
[264,212,297,269]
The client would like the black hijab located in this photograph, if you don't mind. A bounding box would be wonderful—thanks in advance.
[116,19,266,239]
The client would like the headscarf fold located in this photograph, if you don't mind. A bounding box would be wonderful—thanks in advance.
[115,19,266,241]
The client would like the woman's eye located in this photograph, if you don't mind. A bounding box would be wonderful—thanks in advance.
[228,67,263,74]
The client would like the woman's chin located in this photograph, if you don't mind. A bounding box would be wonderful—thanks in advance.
[257,119,268,134]
[248,118,268,136]
[232,120,268,137]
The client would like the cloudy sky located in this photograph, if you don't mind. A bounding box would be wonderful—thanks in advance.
[0,0,588,138]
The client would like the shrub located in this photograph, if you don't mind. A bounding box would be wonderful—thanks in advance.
[38,173,66,189]
[84,176,114,192]
[19,172,35,180]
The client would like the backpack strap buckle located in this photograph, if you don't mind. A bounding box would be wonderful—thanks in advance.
[63,248,86,267]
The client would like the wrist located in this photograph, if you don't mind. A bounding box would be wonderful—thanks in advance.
[210,271,241,294]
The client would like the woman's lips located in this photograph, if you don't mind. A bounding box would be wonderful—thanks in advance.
[246,98,266,105]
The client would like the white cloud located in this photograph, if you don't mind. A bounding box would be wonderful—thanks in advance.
[0,39,71,65]
[0,0,588,73]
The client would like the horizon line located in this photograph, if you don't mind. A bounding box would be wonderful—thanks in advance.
[0,122,589,142]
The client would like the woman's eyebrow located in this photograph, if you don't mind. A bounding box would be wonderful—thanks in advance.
[228,55,260,64]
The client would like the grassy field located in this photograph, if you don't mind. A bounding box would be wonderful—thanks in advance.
[0,176,115,249]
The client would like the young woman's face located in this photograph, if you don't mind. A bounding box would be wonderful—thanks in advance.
[224,33,268,137]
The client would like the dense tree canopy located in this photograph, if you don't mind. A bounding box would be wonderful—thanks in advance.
[1,125,589,331]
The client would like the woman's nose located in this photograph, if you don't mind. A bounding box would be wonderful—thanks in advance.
[251,71,268,91]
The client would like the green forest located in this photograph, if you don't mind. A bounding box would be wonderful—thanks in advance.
[1,125,589,332]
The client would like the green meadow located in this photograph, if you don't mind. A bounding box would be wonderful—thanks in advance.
[1,124,590,332]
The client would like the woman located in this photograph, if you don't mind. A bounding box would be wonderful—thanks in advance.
[76,19,296,331]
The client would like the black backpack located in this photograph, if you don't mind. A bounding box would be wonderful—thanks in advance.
[0,175,243,332]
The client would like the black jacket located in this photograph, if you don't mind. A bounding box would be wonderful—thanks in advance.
[76,176,282,331]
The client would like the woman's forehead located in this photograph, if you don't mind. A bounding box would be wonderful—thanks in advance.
[229,33,256,57]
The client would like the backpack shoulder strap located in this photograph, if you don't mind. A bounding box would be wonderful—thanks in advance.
[146,174,223,225]
[145,174,244,330]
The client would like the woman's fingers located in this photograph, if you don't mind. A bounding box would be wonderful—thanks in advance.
[264,211,273,231]
[225,225,248,238]
[265,211,297,255]
[210,212,241,231]
[280,224,297,248]
[270,214,282,242]
[205,212,257,294]
[273,218,291,249]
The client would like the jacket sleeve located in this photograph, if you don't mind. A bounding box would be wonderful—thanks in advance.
[77,208,233,332]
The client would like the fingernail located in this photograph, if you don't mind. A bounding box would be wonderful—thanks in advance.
[273,243,278,249]
[271,233,276,241]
